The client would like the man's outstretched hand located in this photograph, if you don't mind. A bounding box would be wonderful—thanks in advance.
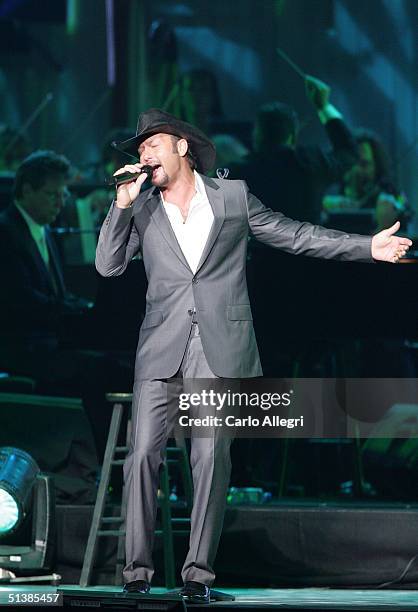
[371,221,413,263]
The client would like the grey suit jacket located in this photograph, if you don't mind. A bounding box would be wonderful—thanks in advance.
[95,176,373,380]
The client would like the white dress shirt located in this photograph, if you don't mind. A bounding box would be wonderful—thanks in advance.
[161,171,214,274]
[15,203,49,265]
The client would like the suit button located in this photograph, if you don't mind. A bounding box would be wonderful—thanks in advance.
[188,309,194,315]
[192,278,199,284]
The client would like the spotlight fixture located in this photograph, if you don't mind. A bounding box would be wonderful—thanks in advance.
[0,447,55,572]
[0,447,39,536]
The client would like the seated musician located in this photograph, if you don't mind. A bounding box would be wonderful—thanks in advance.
[323,129,411,232]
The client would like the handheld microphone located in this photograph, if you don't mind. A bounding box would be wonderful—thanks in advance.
[106,164,155,187]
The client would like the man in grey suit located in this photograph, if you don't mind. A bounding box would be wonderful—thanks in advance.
[95,109,411,603]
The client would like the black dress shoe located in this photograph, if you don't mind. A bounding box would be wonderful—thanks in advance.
[180,581,210,604]
[123,580,151,594]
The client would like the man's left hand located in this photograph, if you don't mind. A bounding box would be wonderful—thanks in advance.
[371,221,412,263]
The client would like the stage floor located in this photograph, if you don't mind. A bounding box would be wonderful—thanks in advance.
[1,585,418,610]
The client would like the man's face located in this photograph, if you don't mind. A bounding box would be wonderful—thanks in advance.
[138,133,186,187]
[21,175,68,225]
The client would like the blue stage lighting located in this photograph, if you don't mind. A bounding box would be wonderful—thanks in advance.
[0,447,40,537]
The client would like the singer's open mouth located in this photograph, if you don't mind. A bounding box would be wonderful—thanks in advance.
[151,164,161,176]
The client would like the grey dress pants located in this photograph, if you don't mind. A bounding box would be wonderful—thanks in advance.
[123,323,232,586]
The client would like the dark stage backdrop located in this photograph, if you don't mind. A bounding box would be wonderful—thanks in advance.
[0,0,416,228]
[55,502,418,588]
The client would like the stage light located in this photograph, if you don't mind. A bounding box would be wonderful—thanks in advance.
[0,447,55,573]
[0,447,40,537]
[0,488,19,534]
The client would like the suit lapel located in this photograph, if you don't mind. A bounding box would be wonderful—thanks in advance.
[144,175,225,275]
[195,175,225,275]
[45,229,66,296]
[10,206,57,294]
[145,189,193,273]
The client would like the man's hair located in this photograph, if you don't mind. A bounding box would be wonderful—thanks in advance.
[255,102,299,151]
[170,135,197,170]
[14,150,71,199]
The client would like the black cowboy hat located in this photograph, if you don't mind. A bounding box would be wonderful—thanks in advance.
[115,108,216,174]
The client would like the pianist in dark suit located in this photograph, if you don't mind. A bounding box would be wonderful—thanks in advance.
[0,151,133,496]
[0,150,90,353]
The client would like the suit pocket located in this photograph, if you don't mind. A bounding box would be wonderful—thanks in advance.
[227,305,253,321]
[141,310,164,329]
